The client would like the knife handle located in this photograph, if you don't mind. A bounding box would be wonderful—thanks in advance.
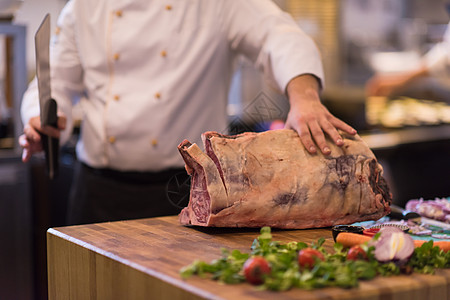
[388,204,421,220]
[41,133,59,179]
[41,98,59,179]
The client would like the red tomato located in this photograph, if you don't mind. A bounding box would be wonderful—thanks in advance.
[298,248,324,269]
[363,228,380,237]
[346,245,368,261]
[243,256,271,285]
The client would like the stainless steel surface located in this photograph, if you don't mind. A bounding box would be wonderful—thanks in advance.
[360,124,450,150]
[35,13,51,126]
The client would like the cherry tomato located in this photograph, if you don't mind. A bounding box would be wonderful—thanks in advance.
[298,248,324,269]
[363,228,380,237]
[243,256,271,285]
[346,245,368,261]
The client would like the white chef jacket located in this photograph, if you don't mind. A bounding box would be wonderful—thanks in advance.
[21,0,324,172]
[424,22,450,80]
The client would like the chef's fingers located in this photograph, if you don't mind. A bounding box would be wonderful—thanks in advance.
[22,148,30,162]
[23,122,42,144]
[41,125,61,138]
[18,134,28,148]
[308,120,331,155]
[21,126,44,153]
[319,118,344,147]
[19,134,31,162]
[328,117,357,137]
[290,121,317,154]
[29,117,60,138]
[19,133,44,162]
[57,114,67,130]
[29,115,65,138]
[21,117,49,162]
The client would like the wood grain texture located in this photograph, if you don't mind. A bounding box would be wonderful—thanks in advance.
[47,216,450,300]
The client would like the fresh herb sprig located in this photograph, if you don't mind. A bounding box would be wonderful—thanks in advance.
[408,240,450,274]
[180,227,449,291]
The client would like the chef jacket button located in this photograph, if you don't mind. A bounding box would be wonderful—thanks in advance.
[155,92,161,99]
[113,94,120,101]
[151,139,158,146]
[108,136,116,144]
[115,10,123,17]
[54,27,61,35]
[165,5,172,10]
[113,53,120,61]
[160,50,167,57]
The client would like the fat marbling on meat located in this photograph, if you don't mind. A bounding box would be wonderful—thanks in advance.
[177,129,391,229]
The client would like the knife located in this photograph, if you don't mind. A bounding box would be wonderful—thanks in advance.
[35,14,59,179]
[388,204,421,221]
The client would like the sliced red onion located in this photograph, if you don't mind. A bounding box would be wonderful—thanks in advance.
[405,197,450,221]
[394,233,414,261]
[414,230,432,236]
[378,226,404,234]
[373,230,414,263]
[374,235,394,262]
[405,199,421,211]
[436,200,450,213]
[417,204,445,220]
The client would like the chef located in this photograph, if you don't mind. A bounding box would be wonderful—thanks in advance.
[19,0,356,225]
[366,21,450,97]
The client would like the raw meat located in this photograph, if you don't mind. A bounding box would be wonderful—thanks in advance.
[177,129,391,229]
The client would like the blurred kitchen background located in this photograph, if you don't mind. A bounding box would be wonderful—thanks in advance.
[0,0,449,299]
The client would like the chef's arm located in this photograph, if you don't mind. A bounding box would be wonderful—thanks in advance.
[367,21,450,97]
[365,65,429,97]
[224,0,325,94]
[19,1,82,162]
[285,74,356,155]
[223,1,356,153]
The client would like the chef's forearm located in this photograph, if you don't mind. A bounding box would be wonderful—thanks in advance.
[285,74,322,107]
[408,65,429,83]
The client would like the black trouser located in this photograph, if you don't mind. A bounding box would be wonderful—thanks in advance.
[66,162,190,225]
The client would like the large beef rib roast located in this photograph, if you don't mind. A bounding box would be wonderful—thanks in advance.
[177,129,391,229]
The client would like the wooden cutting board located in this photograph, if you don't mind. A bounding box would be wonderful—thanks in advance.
[47,216,450,300]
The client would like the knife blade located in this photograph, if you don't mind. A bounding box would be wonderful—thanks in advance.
[35,13,59,179]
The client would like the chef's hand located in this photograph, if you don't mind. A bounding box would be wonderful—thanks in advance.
[366,73,408,97]
[19,114,66,162]
[285,74,356,155]
[366,66,428,97]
